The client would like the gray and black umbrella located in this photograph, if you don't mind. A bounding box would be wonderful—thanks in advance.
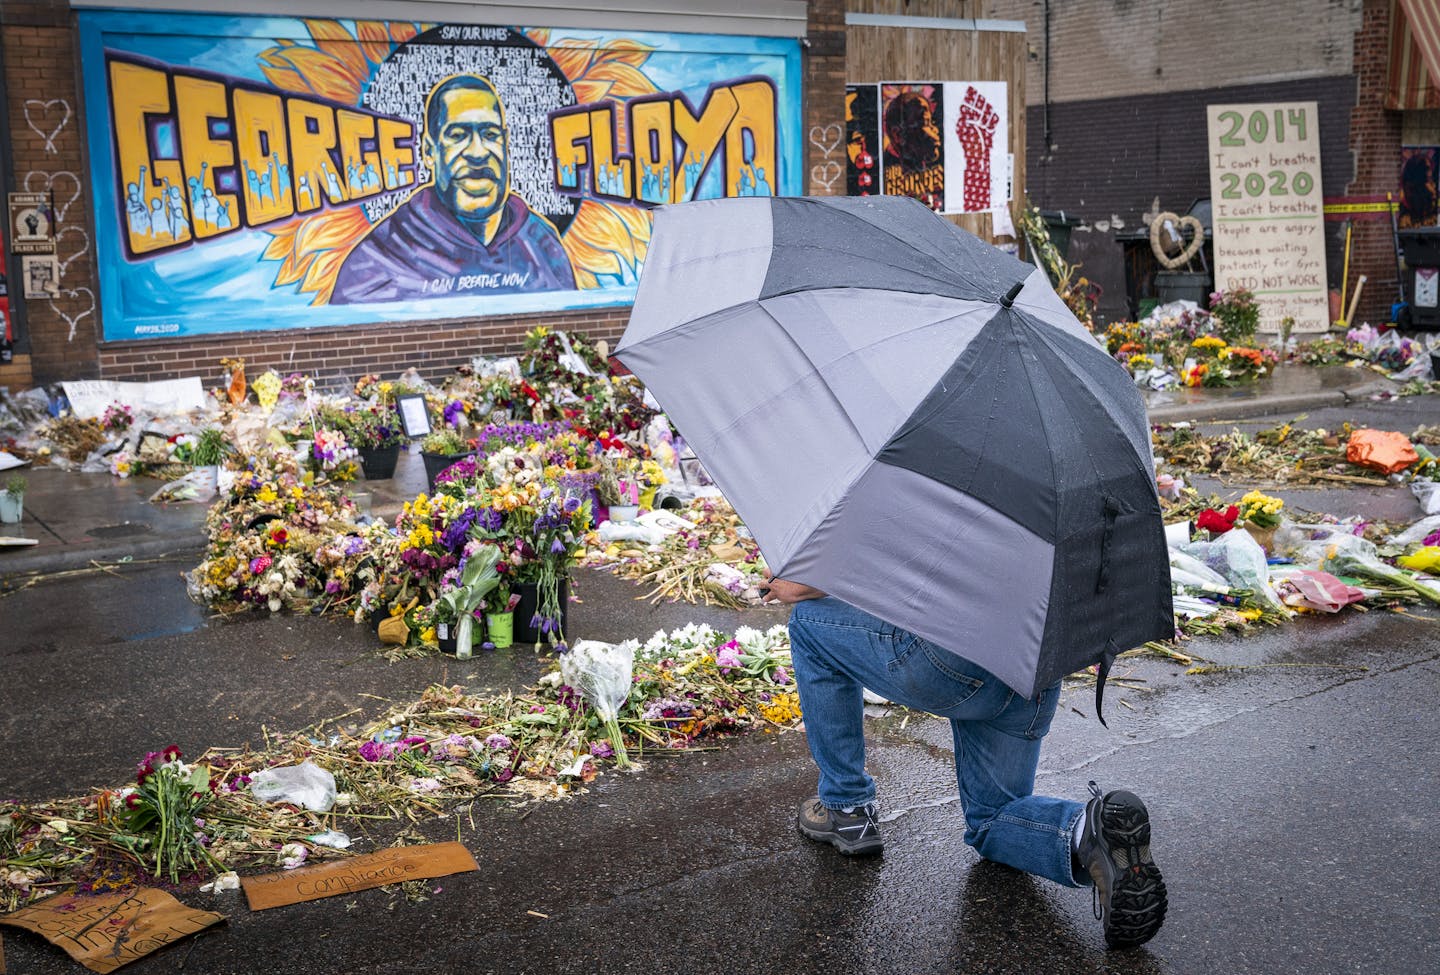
[616,196,1172,705]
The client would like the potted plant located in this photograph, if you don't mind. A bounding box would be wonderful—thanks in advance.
[594,452,639,522]
[179,426,231,493]
[345,404,404,480]
[419,427,473,492]
[0,474,25,524]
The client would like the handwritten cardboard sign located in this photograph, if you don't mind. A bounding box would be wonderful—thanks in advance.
[60,377,206,420]
[0,889,224,973]
[1206,101,1329,334]
[241,842,478,911]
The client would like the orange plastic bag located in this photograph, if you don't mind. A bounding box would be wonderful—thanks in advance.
[1345,429,1418,474]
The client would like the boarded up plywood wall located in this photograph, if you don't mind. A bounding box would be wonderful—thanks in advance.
[846,5,1026,241]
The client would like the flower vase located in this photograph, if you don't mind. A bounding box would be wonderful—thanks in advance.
[0,490,21,524]
[357,443,400,480]
[608,503,640,523]
[1243,522,1276,554]
[485,611,514,649]
[422,451,471,492]
[514,577,570,645]
[436,620,458,655]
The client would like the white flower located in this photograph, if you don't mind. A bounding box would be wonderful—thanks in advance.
[278,842,309,869]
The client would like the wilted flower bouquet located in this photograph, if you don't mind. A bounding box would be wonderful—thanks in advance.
[189,447,361,612]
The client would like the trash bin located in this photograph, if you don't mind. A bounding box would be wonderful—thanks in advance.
[1040,210,1080,261]
[1154,270,1211,306]
[1398,227,1440,330]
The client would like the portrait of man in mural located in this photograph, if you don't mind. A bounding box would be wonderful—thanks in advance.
[330,73,576,305]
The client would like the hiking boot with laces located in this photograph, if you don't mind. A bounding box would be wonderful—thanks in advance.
[1076,781,1167,949]
[796,796,883,855]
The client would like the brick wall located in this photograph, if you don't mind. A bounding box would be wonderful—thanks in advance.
[1026,75,1356,323]
[984,0,1362,109]
[806,0,847,193]
[1,0,101,387]
[1346,0,1406,328]
[97,306,632,388]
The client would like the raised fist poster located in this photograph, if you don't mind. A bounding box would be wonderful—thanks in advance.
[846,81,1007,216]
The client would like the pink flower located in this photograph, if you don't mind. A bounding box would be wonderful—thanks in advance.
[715,641,743,672]
[772,666,791,685]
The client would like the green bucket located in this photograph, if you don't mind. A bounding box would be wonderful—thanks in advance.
[486,611,514,649]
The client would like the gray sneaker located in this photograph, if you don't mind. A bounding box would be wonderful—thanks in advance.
[1076,781,1167,949]
[796,796,883,855]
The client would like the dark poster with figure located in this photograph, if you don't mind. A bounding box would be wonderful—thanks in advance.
[1400,147,1440,228]
[881,83,945,212]
[845,85,880,196]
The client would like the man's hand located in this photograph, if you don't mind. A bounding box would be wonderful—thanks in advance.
[761,572,826,605]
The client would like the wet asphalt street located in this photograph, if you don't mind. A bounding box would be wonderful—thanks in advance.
[3,396,1440,973]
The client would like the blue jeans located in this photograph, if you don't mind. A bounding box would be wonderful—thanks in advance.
[788,597,1086,888]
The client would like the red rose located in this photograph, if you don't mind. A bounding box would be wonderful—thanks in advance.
[1195,505,1240,534]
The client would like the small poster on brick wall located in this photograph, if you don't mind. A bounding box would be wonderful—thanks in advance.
[8,192,55,255]
[1206,101,1329,334]
[844,81,1008,216]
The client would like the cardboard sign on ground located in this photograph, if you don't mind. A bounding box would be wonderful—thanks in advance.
[0,889,223,973]
[241,842,478,911]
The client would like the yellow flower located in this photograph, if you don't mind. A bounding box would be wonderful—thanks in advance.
[290,485,304,499]
[1192,335,1228,352]
[257,485,278,504]
[419,626,437,646]
[758,692,803,724]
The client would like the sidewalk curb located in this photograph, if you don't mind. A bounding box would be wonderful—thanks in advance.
[0,535,204,581]
[1145,384,1384,424]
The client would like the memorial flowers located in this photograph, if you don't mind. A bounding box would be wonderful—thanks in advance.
[116,745,219,884]
[1208,288,1260,344]
[1239,490,1284,529]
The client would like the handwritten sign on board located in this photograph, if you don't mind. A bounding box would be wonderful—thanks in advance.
[1206,102,1329,334]
[241,842,479,911]
[0,889,224,973]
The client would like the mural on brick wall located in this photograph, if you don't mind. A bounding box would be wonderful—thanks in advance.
[844,82,1009,216]
[77,13,802,340]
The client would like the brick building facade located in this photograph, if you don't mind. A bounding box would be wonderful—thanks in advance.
[984,0,1414,328]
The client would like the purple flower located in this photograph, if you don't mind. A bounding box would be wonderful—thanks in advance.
[484,733,512,750]
[443,400,467,427]
[325,579,342,595]
[358,740,385,762]
[772,666,791,685]
[590,741,615,758]
[441,508,479,550]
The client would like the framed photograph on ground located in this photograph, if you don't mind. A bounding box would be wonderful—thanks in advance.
[396,393,431,438]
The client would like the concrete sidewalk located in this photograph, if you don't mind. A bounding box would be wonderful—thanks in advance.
[0,363,1401,580]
